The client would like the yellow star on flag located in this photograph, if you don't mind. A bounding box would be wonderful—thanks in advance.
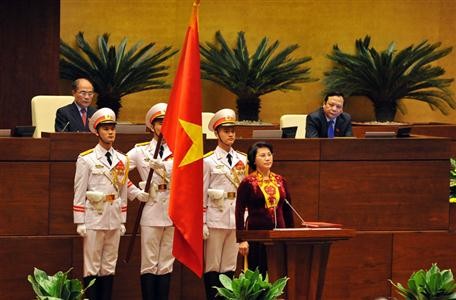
[178,118,203,167]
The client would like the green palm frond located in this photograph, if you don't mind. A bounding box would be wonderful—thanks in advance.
[324,35,455,121]
[200,31,316,98]
[60,32,178,114]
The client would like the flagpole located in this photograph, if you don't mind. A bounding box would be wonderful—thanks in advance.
[124,134,164,263]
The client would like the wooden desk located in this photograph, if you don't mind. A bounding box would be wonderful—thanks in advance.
[0,134,453,300]
[238,229,356,300]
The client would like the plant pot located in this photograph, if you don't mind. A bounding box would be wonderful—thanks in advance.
[374,102,397,122]
[236,97,261,121]
[97,94,122,116]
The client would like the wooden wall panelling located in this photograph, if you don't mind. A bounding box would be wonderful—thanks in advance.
[0,162,49,235]
[204,138,321,161]
[178,264,206,300]
[49,162,76,235]
[0,138,49,161]
[0,0,60,129]
[320,138,451,161]
[275,161,320,222]
[0,237,73,299]
[391,232,456,299]
[319,160,450,230]
[45,133,151,161]
[324,233,393,300]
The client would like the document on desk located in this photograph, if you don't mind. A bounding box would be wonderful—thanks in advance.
[274,221,342,230]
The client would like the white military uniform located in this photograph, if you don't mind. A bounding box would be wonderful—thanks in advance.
[73,144,129,277]
[127,139,175,275]
[203,146,247,272]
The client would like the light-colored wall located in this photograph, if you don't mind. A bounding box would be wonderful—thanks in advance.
[61,0,456,124]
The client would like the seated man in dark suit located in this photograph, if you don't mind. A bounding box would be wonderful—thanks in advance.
[305,92,353,138]
[55,78,97,132]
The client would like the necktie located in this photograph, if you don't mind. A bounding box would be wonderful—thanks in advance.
[105,152,112,166]
[227,153,232,166]
[159,145,164,158]
[81,108,87,127]
[327,120,335,138]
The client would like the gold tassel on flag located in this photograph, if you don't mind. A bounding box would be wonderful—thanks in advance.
[243,254,248,272]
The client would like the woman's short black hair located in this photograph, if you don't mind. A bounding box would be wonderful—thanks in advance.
[247,141,273,171]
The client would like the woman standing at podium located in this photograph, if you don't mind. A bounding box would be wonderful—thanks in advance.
[235,141,294,276]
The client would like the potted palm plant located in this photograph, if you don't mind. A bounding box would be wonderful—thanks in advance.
[60,32,178,116]
[389,263,456,300]
[323,36,455,122]
[200,31,317,121]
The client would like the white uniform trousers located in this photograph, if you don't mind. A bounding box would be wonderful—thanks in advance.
[204,228,239,273]
[140,226,175,275]
[83,229,121,277]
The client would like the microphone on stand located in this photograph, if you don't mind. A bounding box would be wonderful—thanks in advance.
[274,207,277,229]
[60,121,70,132]
[284,198,308,227]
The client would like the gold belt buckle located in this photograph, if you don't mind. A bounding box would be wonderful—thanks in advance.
[158,184,167,192]
[104,194,116,203]
[226,192,236,199]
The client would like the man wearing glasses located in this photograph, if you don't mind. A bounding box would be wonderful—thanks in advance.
[55,78,97,132]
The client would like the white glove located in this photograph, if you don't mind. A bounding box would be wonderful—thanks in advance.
[203,224,209,240]
[120,224,126,236]
[86,191,105,214]
[76,224,87,237]
[208,189,224,200]
[149,158,165,170]
[139,181,157,200]
[86,191,104,203]
[208,189,225,211]
[136,191,150,203]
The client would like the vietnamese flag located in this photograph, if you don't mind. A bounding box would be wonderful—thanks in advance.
[161,0,203,277]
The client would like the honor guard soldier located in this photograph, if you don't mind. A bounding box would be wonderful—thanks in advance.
[73,108,130,300]
[127,103,174,300]
[203,108,247,299]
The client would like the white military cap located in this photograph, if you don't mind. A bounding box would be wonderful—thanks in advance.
[208,108,237,132]
[145,103,167,130]
[89,107,117,134]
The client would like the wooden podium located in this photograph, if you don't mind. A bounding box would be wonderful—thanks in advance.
[237,228,356,300]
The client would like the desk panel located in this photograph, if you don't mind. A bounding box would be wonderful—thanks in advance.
[0,138,49,161]
[0,162,49,235]
[324,233,392,300]
[44,132,150,161]
[319,160,449,230]
[391,232,456,299]
[275,161,320,221]
[320,137,451,161]
[0,237,74,300]
[205,138,321,160]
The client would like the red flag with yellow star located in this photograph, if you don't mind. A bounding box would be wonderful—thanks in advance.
[161,0,203,277]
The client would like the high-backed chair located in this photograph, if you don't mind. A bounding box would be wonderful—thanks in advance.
[31,95,74,138]
[202,112,216,139]
[279,114,307,139]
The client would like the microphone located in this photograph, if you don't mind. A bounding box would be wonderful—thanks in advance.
[283,198,307,227]
[60,121,70,132]
[274,207,277,229]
